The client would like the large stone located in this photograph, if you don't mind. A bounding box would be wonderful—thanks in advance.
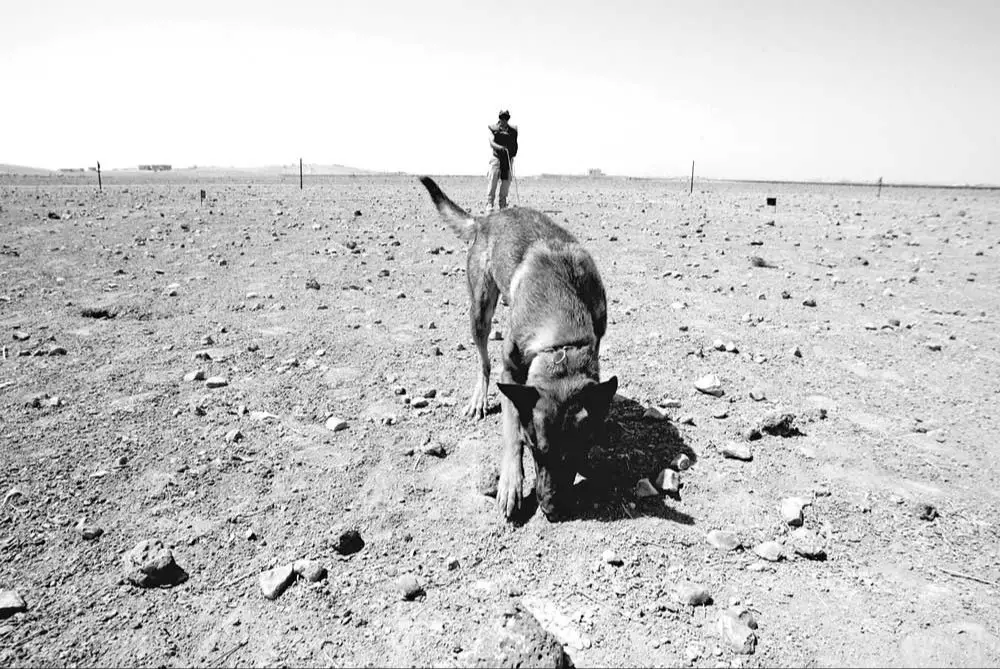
[722,441,753,461]
[396,573,425,600]
[695,374,724,397]
[334,529,365,555]
[753,541,785,562]
[655,469,681,494]
[466,603,574,668]
[780,497,809,526]
[122,540,189,588]
[0,590,27,619]
[707,530,741,552]
[790,528,827,560]
[259,564,295,600]
[293,559,327,583]
[675,582,712,606]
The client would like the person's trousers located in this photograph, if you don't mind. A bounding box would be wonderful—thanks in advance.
[486,156,511,209]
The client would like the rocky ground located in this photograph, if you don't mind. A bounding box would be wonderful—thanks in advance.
[1,173,999,668]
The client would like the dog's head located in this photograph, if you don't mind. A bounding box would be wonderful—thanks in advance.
[498,375,618,520]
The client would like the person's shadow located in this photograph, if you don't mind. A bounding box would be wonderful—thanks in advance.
[513,393,697,525]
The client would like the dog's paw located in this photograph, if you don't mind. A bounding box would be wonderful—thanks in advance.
[497,464,524,519]
[463,386,488,420]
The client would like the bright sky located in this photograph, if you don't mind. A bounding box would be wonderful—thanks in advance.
[3,0,998,183]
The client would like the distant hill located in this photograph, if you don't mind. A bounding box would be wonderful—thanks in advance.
[0,164,55,176]
[170,164,378,176]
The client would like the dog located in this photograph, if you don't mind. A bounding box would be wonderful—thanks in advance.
[419,177,617,520]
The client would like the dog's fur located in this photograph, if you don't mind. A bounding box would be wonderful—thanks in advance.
[419,177,617,520]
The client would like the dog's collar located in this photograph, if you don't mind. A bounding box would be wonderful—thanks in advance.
[538,343,591,366]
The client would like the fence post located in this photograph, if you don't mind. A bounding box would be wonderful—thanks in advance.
[689,160,695,194]
[97,161,102,192]
[299,158,303,190]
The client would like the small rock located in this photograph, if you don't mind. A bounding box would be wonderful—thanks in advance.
[802,298,817,307]
[292,559,327,583]
[183,370,205,382]
[325,416,348,432]
[334,529,365,555]
[259,564,295,600]
[396,573,425,600]
[790,345,802,358]
[122,540,189,588]
[678,414,696,426]
[205,376,228,388]
[224,428,243,444]
[411,398,429,409]
[421,442,446,457]
[713,339,725,351]
[602,549,623,566]
[695,374,724,397]
[780,497,809,526]
[305,278,320,290]
[789,527,826,560]
[718,609,757,655]
[914,503,939,521]
[760,412,800,437]
[12,332,30,342]
[643,406,669,420]
[675,582,712,606]
[635,478,659,498]
[656,468,681,494]
[0,590,27,619]
[446,556,461,570]
[712,406,729,419]
[725,341,738,353]
[671,453,692,471]
[706,530,741,552]
[79,525,104,541]
[749,387,766,401]
[420,387,437,399]
[753,541,784,562]
[722,441,752,461]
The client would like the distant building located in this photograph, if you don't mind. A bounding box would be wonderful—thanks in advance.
[587,168,604,177]
[138,164,173,172]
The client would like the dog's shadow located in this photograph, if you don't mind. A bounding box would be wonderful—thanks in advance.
[572,393,697,525]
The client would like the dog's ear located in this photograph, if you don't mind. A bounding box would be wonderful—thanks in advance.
[583,376,618,418]
[497,382,539,422]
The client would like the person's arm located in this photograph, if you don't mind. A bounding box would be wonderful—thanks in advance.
[488,127,504,153]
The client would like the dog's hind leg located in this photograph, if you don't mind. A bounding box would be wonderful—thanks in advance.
[464,270,500,420]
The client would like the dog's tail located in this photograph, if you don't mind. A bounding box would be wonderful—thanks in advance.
[419,176,476,242]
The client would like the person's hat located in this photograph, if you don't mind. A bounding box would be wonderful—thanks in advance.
[498,110,511,120]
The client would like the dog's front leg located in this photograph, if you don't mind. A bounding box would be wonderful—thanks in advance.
[497,373,525,518]
[464,274,499,419]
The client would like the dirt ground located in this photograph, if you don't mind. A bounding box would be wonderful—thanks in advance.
[1,173,999,668]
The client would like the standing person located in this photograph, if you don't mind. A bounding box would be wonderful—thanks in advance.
[487,110,518,211]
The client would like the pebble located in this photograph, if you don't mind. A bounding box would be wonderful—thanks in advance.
[706,530,741,552]
[802,298,817,307]
[749,387,766,401]
[334,529,365,555]
[0,590,27,619]
[635,478,659,498]
[644,406,669,420]
[183,370,205,382]
[718,609,757,655]
[915,503,939,521]
[122,540,189,588]
[419,387,437,399]
[325,416,348,432]
[305,278,320,290]
[79,524,104,541]
[292,559,327,583]
[671,453,691,471]
[753,541,784,562]
[725,342,738,353]
[411,398,429,409]
[675,582,712,606]
[224,428,243,444]
[713,339,726,351]
[205,376,228,388]
[712,406,729,419]
[780,497,809,526]
[722,442,752,461]
[790,345,802,358]
[48,346,67,356]
[396,573,425,600]
[695,374,724,397]
[678,414,696,426]
[259,564,295,600]
[789,528,826,560]
[421,442,447,457]
[656,468,681,494]
[602,549,623,566]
